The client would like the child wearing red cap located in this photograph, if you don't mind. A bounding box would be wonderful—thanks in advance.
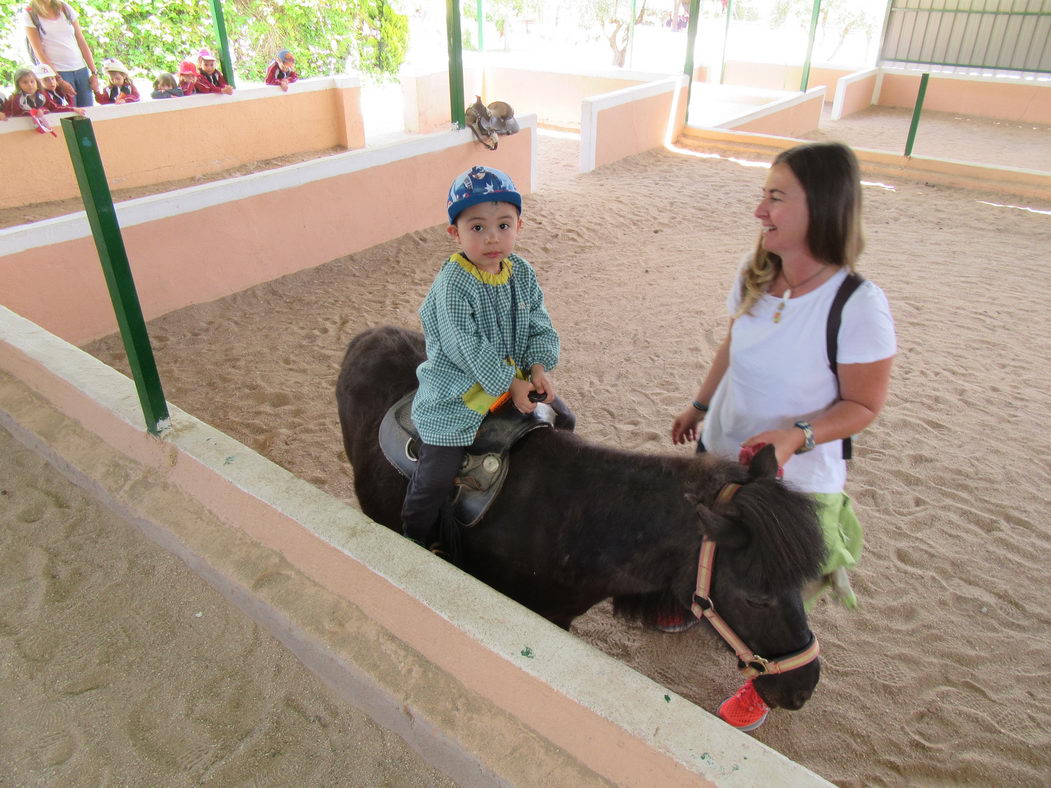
[195,48,233,95]
[264,49,298,91]
[176,61,198,96]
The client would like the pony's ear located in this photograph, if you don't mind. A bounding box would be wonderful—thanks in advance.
[747,443,779,480]
[706,514,749,550]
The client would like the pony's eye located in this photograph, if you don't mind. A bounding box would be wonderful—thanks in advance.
[744,597,772,609]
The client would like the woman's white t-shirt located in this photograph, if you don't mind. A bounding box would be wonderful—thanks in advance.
[702,265,896,494]
[20,4,85,72]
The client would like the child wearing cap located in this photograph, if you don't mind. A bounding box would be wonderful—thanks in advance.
[94,58,139,104]
[35,63,84,115]
[176,61,198,96]
[195,48,233,95]
[264,49,298,92]
[151,72,183,99]
[401,165,574,548]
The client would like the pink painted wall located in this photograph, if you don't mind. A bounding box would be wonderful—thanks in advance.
[482,67,646,130]
[593,86,687,170]
[400,67,482,133]
[0,132,533,345]
[0,80,366,210]
[722,62,852,94]
[838,73,879,119]
[728,92,824,137]
[878,73,1051,125]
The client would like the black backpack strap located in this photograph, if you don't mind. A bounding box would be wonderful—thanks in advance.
[827,273,865,459]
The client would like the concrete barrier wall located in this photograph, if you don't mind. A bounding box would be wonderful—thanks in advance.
[1,76,366,210]
[581,76,688,172]
[876,70,1051,125]
[717,87,826,138]
[0,120,536,346]
[676,126,1051,202]
[722,61,854,95]
[831,68,879,121]
[0,306,833,787]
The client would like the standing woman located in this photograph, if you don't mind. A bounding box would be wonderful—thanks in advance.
[22,0,99,108]
[670,142,896,730]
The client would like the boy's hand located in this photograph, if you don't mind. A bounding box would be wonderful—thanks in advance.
[222,85,233,95]
[529,365,556,404]
[509,378,537,414]
[279,78,289,92]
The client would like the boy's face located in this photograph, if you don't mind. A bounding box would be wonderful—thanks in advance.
[109,72,125,86]
[447,201,522,272]
[41,76,57,91]
[200,59,216,74]
[17,74,38,93]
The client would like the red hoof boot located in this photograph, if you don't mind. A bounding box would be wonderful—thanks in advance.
[718,680,770,731]
[655,608,700,633]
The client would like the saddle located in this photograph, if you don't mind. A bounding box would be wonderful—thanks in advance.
[379,390,555,527]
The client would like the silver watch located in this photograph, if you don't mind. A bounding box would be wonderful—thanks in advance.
[793,421,815,454]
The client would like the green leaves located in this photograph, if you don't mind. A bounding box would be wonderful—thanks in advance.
[1,0,407,87]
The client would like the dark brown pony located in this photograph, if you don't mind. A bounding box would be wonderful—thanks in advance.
[336,325,826,711]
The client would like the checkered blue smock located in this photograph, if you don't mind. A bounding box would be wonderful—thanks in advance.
[411,252,560,446]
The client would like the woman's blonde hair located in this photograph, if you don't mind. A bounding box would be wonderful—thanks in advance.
[28,0,67,18]
[736,142,864,317]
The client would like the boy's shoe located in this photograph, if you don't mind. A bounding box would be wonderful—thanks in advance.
[655,608,700,633]
[717,680,770,731]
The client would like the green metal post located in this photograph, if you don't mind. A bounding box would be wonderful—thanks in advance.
[448,0,465,128]
[476,0,484,51]
[719,0,733,84]
[208,0,235,89]
[904,72,929,157]
[800,0,821,91]
[60,116,169,435]
[682,0,701,125]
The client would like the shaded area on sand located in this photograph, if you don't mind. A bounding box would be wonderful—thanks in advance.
[0,426,455,787]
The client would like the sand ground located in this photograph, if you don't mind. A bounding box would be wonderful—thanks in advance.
[4,107,1051,785]
[0,426,456,787]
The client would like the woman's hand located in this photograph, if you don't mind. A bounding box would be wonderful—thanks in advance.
[742,428,805,467]
[509,377,537,414]
[529,365,556,404]
[671,406,703,445]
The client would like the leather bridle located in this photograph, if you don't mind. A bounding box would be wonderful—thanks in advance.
[689,482,821,679]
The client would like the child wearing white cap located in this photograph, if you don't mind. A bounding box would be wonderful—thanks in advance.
[94,58,139,105]
[34,63,83,115]
[195,48,233,95]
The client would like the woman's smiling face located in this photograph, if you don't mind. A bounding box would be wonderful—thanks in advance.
[754,163,811,259]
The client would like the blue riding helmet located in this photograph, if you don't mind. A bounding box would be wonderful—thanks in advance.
[447,165,522,225]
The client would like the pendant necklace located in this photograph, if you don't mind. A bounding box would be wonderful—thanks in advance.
[772,264,827,323]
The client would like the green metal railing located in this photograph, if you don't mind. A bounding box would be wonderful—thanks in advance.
[61,116,169,435]
[209,0,236,88]
[904,71,929,157]
[447,0,465,128]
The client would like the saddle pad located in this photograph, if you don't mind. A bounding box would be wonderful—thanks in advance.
[378,390,555,527]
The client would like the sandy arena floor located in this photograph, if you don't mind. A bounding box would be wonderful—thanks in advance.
[68,125,1051,786]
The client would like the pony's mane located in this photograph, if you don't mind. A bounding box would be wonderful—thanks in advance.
[713,466,826,593]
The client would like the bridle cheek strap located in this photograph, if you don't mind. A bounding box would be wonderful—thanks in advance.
[690,482,820,679]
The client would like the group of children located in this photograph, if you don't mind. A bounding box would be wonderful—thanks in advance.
[1,48,299,124]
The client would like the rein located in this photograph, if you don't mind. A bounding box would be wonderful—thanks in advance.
[689,482,821,680]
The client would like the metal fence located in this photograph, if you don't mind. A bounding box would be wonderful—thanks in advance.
[879,0,1051,76]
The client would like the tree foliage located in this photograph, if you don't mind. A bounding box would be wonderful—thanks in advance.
[1,0,408,88]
